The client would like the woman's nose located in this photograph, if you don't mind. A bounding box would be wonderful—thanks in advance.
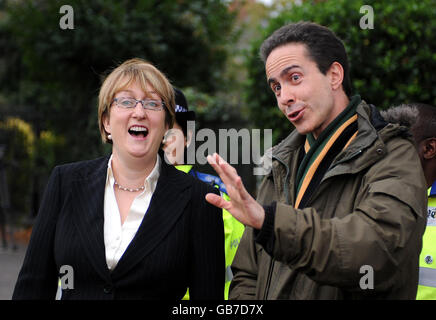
[132,101,147,118]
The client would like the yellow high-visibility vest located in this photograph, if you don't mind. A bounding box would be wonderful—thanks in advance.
[417,182,436,300]
[176,165,245,300]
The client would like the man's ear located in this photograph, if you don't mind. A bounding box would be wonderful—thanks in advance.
[422,137,436,160]
[327,62,344,91]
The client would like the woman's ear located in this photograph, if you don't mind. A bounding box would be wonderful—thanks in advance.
[327,62,344,91]
[103,113,111,135]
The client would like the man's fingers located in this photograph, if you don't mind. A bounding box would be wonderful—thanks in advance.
[205,193,232,211]
[215,153,237,177]
[217,154,238,177]
[216,158,250,200]
[213,153,241,183]
[207,154,224,177]
[234,176,250,201]
[207,153,236,188]
[207,153,250,203]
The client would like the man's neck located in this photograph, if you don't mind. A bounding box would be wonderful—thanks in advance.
[312,92,351,139]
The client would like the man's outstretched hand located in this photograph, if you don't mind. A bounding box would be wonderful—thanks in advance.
[205,153,265,230]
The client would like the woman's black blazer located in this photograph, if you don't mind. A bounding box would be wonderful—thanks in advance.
[12,155,224,300]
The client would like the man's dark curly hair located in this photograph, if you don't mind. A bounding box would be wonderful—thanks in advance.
[260,21,352,97]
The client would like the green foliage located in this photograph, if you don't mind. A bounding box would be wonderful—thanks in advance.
[36,129,66,174]
[244,0,436,144]
[0,0,238,217]
[182,87,243,125]
[0,117,35,215]
[0,0,236,162]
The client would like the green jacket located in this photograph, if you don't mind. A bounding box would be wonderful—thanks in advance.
[229,101,427,300]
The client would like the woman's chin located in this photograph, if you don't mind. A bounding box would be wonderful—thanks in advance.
[125,147,153,160]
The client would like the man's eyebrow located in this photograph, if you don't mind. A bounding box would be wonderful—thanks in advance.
[267,65,300,85]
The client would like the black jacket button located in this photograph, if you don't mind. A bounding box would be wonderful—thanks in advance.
[103,284,113,294]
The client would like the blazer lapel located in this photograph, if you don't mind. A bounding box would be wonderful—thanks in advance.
[110,160,192,280]
[71,157,111,282]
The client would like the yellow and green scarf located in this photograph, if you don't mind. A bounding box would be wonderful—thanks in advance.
[295,95,361,209]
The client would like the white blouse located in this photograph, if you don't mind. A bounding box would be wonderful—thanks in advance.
[103,154,161,271]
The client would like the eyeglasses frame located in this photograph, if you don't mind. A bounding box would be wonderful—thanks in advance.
[112,97,165,111]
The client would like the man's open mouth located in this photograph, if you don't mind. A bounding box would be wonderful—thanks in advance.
[286,103,306,121]
[289,110,301,118]
[287,109,305,122]
[128,126,149,138]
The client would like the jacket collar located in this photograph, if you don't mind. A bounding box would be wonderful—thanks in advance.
[70,156,110,281]
[266,100,379,205]
[70,153,192,281]
[266,99,415,207]
[270,100,390,173]
[110,157,191,280]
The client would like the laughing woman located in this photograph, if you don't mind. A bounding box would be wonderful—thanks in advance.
[13,58,224,300]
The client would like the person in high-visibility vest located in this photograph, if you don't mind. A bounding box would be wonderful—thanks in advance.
[382,103,436,299]
[418,182,436,299]
[162,87,245,300]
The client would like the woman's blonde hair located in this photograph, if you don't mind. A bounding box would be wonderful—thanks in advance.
[98,58,175,143]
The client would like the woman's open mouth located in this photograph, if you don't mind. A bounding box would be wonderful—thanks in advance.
[128,125,149,139]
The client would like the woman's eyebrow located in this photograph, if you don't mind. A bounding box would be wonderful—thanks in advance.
[116,89,159,97]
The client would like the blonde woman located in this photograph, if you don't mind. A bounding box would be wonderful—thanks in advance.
[13,58,224,300]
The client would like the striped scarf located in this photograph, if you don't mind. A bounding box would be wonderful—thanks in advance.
[295,95,361,209]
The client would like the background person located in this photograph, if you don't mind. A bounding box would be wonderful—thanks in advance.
[381,103,436,299]
[13,58,224,300]
[162,87,245,300]
[205,21,427,299]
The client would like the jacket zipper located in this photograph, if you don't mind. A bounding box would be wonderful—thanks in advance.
[262,155,291,299]
[263,259,275,299]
